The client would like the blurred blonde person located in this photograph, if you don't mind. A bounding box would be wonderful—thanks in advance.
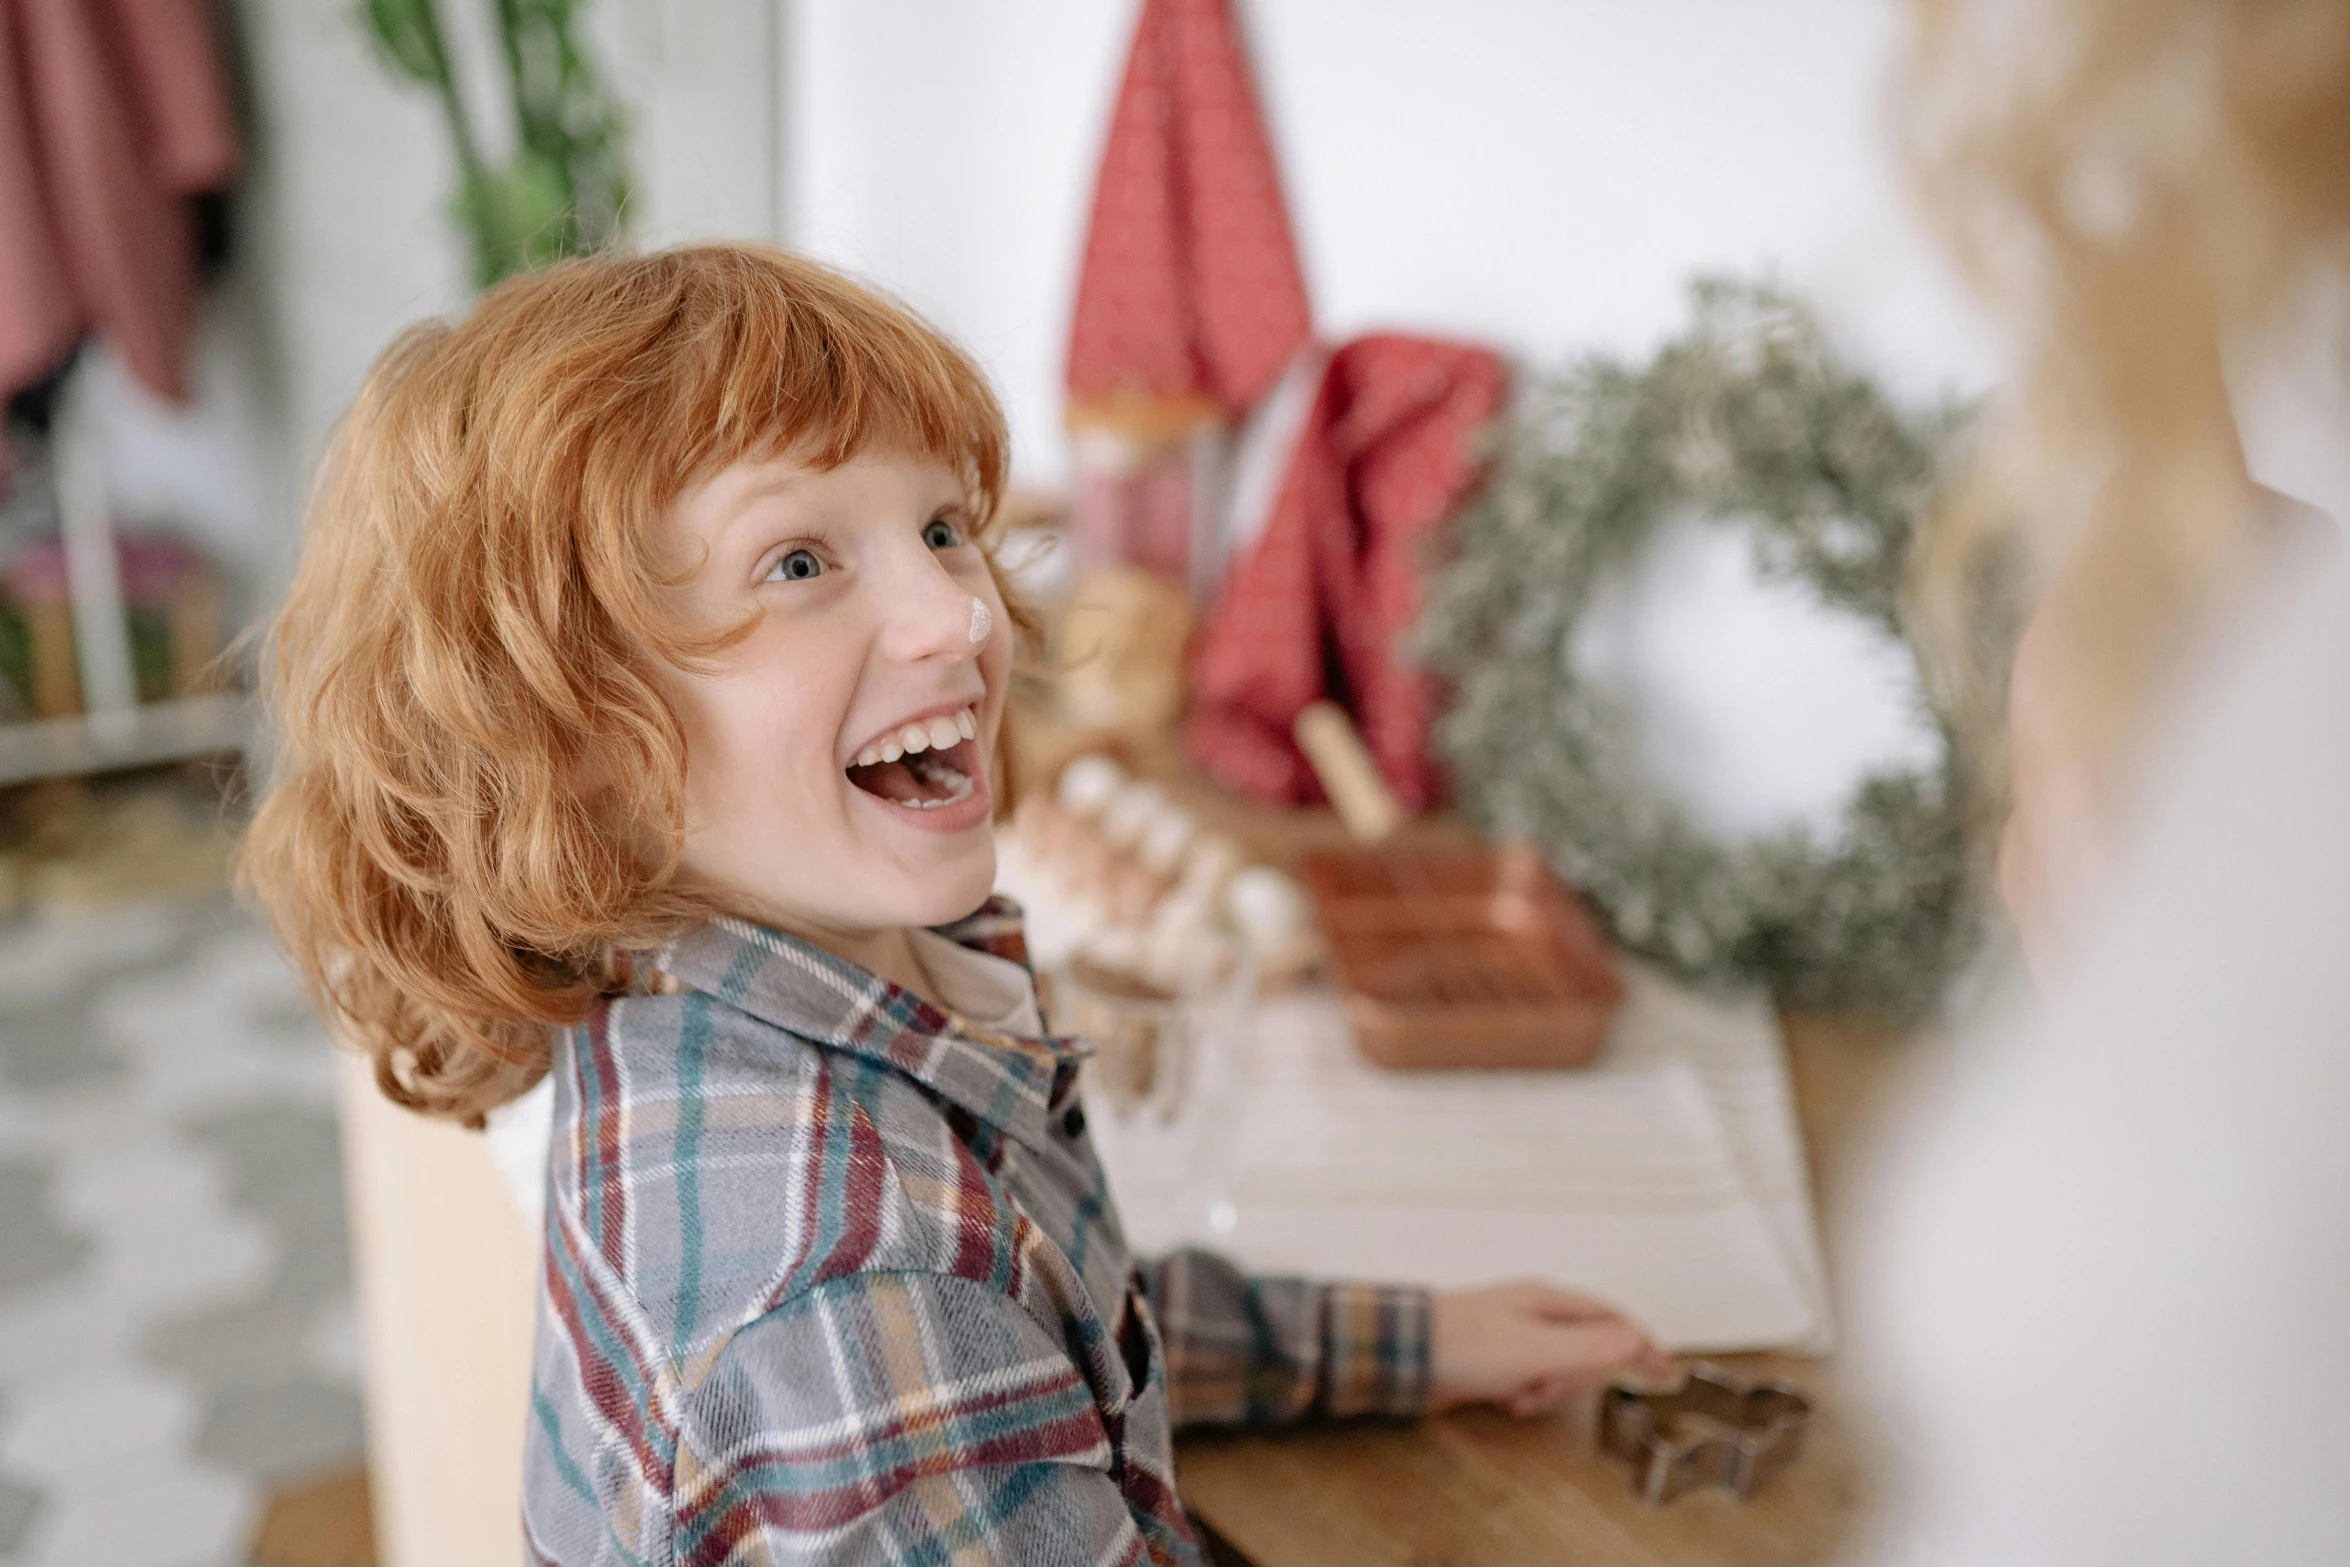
[1862,2,2350,1560]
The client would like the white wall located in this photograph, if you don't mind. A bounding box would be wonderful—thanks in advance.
[784,0,2000,491]
[784,0,1992,832]
[191,0,2051,834]
[595,2,788,246]
[228,0,2004,562]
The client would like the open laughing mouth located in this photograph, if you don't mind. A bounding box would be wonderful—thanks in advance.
[845,703,985,812]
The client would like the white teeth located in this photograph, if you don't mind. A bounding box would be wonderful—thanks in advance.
[902,764,975,808]
[852,708,979,771]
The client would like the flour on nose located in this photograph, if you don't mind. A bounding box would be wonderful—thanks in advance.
[968,597,993,645]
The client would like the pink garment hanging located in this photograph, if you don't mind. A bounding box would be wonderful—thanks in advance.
[1063,0,1312,586]
[1066,0,1310,424]
[0,0,240,409]
[1186,334,1508,812]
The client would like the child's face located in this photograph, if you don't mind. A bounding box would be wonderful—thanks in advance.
[655,449,1011,943]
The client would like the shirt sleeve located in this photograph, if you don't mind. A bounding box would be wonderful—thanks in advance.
[1134,1248,1432,1428]
[667,1270,1161,1566]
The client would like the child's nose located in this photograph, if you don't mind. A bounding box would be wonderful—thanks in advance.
[879,553,984,665]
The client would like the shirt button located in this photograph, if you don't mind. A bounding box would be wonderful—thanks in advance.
[1062,1105,1086,1138]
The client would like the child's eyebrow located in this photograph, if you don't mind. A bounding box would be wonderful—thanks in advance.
[708,472,821,548]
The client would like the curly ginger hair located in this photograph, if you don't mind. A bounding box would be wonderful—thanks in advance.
[241,245,1016,1125]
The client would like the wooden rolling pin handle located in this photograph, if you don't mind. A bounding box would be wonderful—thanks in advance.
[1294,700,1407,844]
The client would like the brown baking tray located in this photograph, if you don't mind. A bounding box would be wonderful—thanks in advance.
[1299,842,1623,1070]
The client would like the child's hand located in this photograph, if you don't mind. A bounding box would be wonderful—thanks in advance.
[1429,1281,1676,1416]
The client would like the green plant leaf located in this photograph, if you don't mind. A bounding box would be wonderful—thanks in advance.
[358,0,446,83]
[358,0,633,288]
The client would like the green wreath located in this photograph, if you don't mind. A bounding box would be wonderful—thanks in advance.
[1419,279,1979,1017]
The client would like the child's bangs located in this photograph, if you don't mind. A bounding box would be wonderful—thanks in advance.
[687,258,1010,534]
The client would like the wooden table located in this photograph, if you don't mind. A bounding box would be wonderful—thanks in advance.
[1011,725,1920,1565]
[1173,1009,1913,1567]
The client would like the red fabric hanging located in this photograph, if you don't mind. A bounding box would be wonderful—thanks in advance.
[1065,0,1311,429]
[1186,334,1508,812]
[0,0,240,408]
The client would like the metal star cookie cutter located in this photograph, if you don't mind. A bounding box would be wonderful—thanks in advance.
[1599,1363,1812,1505]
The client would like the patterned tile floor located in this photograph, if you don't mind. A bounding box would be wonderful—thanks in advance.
[0,895,363,1566]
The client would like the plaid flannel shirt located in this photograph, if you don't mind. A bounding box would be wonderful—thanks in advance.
[523,900,1432,1566]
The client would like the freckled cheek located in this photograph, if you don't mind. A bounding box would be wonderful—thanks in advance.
[682,667,848,829]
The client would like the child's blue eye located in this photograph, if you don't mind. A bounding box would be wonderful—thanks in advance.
[922,517,964,550]
[772,549,823,581]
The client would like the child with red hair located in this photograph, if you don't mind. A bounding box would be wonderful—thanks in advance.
[244,245,1667,1565]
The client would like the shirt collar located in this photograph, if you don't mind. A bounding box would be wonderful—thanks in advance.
[654,897,1086,1158]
